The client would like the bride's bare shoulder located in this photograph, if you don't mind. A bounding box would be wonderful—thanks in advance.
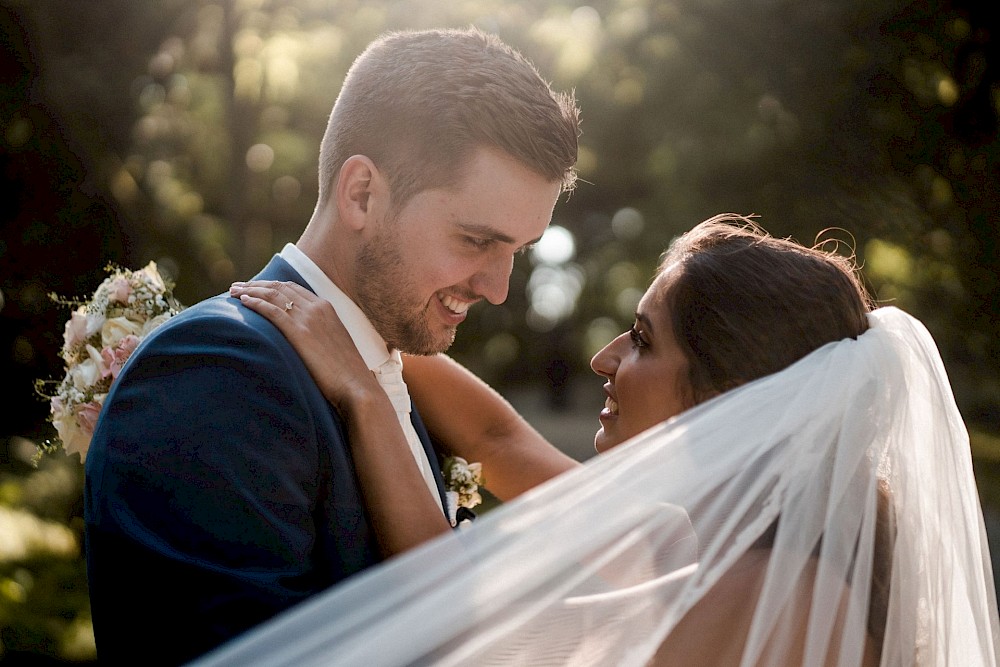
[650,550,879,667]
[650,550,769,667]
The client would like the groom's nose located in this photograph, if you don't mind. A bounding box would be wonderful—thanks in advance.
[470,253,513,305]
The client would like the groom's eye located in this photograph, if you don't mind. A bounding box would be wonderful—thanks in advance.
[464,236,494,250]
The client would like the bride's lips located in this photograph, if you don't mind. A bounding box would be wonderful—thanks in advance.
[435,292,474,325]
[599,383,619,422]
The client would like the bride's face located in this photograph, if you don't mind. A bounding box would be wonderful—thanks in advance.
[590,270,693,453]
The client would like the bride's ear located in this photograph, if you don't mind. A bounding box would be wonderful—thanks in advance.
[336,155,388,231]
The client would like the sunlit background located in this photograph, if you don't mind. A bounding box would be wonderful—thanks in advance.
[1,0,998,662]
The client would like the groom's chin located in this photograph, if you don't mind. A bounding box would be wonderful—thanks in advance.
[404,328,458,356]
[432,327,458,354]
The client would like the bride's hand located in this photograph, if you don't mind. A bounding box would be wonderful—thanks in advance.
[232,279,452,553]
[229,280,379,416]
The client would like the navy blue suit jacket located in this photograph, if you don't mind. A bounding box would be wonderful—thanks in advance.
[84,256,448,665]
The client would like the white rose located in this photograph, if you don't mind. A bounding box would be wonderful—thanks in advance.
[86,310,105,338]
[141,312,172,336]
[70,345,107,390]
[52,409,89,460]
[102,316,143,349]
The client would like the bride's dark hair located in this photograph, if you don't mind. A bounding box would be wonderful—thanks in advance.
[655,213,874,405]
[657,213,891,657]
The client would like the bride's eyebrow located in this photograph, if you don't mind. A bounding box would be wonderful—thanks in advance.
[635,312,655,335]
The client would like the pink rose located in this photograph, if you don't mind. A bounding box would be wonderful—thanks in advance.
[101,334,141,379]
[99,348,114,378]
[75,400,104,437]
[50,395,66,417]
[63,308,105,351]
[107,276,132,304]
[63,310,90,349]
[101,317,142,352]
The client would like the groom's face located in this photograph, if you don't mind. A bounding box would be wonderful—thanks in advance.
[355,146,562,355]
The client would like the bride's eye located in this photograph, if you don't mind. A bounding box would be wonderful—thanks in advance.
[629,325,648,349]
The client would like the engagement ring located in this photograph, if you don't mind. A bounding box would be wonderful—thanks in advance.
[284,301,294,311]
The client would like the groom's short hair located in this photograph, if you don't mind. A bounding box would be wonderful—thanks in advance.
[317,27,580,213]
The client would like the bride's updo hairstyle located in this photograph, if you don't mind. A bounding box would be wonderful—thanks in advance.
[655,213,874,405]
[656,213,891,654]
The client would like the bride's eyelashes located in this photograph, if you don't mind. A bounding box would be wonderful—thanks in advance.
[629,325,649,349]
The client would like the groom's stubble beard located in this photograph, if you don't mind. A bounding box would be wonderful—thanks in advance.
[354,220,458,355]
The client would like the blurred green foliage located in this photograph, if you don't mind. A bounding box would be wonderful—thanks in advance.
[1,0,997,662]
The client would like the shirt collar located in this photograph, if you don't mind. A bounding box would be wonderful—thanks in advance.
[278,243,394,372]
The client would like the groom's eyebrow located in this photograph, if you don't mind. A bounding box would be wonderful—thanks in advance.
[456,222,543,250]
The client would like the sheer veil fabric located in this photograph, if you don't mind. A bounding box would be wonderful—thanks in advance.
[190,307,1000,666]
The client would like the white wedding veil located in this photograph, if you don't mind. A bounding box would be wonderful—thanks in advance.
[190,307,999,666]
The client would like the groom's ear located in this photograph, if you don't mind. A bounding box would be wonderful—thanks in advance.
[336,155,388,231]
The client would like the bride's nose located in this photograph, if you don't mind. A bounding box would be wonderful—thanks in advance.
[591,332,626,378]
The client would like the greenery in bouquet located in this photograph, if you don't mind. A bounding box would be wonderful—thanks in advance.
[33,262,183,463]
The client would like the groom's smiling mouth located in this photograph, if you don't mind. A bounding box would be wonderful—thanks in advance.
[438,293,473,315]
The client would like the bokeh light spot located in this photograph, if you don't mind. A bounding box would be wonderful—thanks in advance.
[246,143,275,172]
[533,225,576,265]
[611,208,644,240]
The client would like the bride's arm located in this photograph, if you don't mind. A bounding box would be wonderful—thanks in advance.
[402,354,578,500]
[229,280,450,557]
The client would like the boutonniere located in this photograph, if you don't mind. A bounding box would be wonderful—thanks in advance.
[442,456,483,527]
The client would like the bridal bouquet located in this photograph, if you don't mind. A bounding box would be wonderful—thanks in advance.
[34,262,183,463]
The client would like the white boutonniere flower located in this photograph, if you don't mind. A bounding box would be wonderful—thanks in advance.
[442,456,483,527]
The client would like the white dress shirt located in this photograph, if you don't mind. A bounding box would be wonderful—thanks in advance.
[278,244,442,510]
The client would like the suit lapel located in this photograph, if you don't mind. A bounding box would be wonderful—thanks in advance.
[409,406,449,512]
[256,255,449,513]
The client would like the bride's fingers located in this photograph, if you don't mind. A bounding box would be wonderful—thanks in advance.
[231,281,347,341]
[233,292,291,328]
[230,284,302,326]
[230,281,317,310]
[230,285,290,316]
[231,280,287,303]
